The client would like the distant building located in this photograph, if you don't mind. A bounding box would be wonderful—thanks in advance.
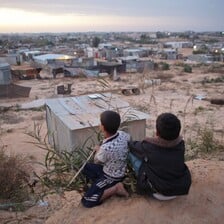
[119,56,154,73]
[0,63,12,85]
[33,54,75,65]
[160,49,177,60]
[70,57,97,68]
[0,54,19,65]
[123,49,143,57]
[164,41,193,49]
[187,54,214,63]
[98,43,113,49]
[85,47,99,58]
[11,64,42,80]
[0,63,31,98]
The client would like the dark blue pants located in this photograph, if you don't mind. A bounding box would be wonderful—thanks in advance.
[81,163,123,208]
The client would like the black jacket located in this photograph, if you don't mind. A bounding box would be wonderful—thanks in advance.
[129,136,191,196]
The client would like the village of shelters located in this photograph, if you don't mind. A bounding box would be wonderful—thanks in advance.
[0,31,224,223]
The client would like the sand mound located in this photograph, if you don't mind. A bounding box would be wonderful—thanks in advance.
[45,159,224,224]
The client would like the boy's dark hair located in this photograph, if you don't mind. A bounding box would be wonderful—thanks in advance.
[156,113,181,140]
[100,110,121,135]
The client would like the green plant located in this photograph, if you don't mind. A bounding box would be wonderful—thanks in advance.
[194,106,205,115]
[26,123,96,196]
[185,138,199,160]
[154,62,170,71]
[185,126,221,158]
[160,62,170,70]
[183,64,192,73]
[197,127,219,153]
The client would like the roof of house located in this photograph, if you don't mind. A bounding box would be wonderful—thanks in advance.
[0,63,10,69]
[46,93,149,130]
[33,54,74,64]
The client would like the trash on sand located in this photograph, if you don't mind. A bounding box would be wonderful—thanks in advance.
[37,200,49,207]
[194,94,206,100]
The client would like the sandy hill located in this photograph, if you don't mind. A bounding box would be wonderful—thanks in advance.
[0,63,224,223]
[45,159,224,224]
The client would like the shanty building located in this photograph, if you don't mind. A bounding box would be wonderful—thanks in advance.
[0,63,12,85]
[46,93,149,152]
[0,63,31,98]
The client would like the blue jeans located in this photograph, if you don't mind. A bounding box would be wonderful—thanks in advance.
[128,152,142,175]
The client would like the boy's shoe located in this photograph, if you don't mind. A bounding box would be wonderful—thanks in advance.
[153,193,176,201]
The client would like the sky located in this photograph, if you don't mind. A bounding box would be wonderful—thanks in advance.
[0,0,223,33]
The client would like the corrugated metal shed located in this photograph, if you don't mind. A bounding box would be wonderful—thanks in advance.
[0,63,12,85]
[46,93,149,151]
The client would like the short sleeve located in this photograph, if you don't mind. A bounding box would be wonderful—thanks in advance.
[94,146,107,164]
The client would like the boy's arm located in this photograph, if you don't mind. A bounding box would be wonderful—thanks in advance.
[94,145,106,164]
[128,140,146,159]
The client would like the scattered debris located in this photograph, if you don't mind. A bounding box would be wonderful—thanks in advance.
[144,79,161,86]
[121,86,141,96]
[194,94,206,100]
[210,98,224,105]
[57,83,72,95]
[37,200,49,207]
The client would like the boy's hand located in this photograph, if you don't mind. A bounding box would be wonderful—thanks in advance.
[94,145,100,152]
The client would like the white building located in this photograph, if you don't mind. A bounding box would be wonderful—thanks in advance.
[164,41,193,49]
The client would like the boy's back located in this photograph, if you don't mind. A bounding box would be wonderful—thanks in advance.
[95,130,130,178]
[129,136,191,196]
[129,113,191,197]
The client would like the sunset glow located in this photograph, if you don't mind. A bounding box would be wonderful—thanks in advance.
[0,8,171,33]
[0,0,223,33]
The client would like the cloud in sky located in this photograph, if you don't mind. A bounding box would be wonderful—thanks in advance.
[0,0,223,32]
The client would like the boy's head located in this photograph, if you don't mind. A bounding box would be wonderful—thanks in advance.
[100,110,121,135]
[156,113,181,140]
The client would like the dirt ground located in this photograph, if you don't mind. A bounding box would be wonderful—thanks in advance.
[0,63,224,223]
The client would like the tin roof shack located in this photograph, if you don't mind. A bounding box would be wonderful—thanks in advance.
[11,64,42,80]
[120,56,154,73]
[164,41,193,49]
[0,53,19,65]
[70,57,97,69]
[0,63,31,98]
[63,67,99,78]
[46,93,149,152]
[98,61,124,80]
[33,54,75,78]
[63,57,99,78]
[0,63,12,85]
[159,49,177,60]
[187,54,214,63]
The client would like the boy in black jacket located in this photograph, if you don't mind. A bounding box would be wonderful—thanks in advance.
[128,113,191,200]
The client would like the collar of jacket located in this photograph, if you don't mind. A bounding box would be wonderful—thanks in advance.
[144,136,183,148]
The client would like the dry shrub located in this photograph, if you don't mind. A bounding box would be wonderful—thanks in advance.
[185,125,223,160]
[0,148,31,202]
[0,113,24,125]
[206,64,224,74]
[152,72,174,81]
